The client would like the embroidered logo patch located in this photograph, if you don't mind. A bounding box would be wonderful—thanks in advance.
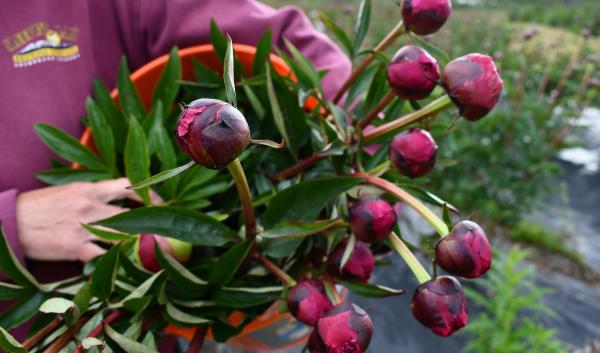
[2,22,80,68]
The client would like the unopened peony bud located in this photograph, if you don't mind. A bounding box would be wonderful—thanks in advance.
[402,0,452,35]
[313,302,373,353]
[350,195,396,243]
[287,279,334,326]
[389,128,437,178]
[411,276,468,336]
[327,240,375,283]
[176,98,250,169]
[435,221,492,278]
[135,234,192,272]
[442,54,503,121]
[387,45,440,100]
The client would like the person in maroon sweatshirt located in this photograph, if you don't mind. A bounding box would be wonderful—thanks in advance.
[0,0,350,342]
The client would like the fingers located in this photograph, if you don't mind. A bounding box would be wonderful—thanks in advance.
[78,242,106,263]
[92,178,163,205]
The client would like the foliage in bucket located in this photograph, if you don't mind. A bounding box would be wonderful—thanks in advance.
[0,1,505,352]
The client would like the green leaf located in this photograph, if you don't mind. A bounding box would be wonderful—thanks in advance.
[252,29,272,75]
[0,282,34,300]
[90,245,120,301]
[86,98,117,174]
[265,63,292,154]
[0,226,39,288]
[213,286,282,308]
[363,63,388,112]
[284,40,323,93]
[192,59,222,84]
[263,177,362,228]
[128,161,195,190]
[334,278,405,298]
[223,34,237,107]
[104,325,158,353]
[124,117,151,205]
[165,302,211,326]
[82,337,104,350]
[82,224,136,241]
[242,85,266,119]
[318,11,353,56]
[353,0,371,53]
[39,297,75,314]
[92,79,127,151]
[0,327,26,353]
[73,281,92,313]
[36,168,112,185]
[117,57,146,121]
[34,124,106,171]
[118,271,165,305]
[261,219,342,239]
[152,47,181,114]
[94,206,236,246]
[208,239,253,290]
[155,245,207,293]
[261,238,304,258]
[410,33,450,66]
[0,292,46,329]
[210,19,228,61]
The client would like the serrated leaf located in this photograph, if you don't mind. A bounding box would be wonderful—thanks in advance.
[34,124,106,171]
[36,168,112,185]
[335,278,405,298]
[117,57,146,121]
[0,327,26,353]
[39,297,75,314]
[208,239,253,290]
[90,245,120,301]
[0,226,39,288]
[94,206,236,246]
[261,219,342,239]
[124,117,151,204]
[263,177,362,228]
[86,98,117,174]
[104,325,158,353]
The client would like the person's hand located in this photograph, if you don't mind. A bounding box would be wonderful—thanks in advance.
[16,178,160,263]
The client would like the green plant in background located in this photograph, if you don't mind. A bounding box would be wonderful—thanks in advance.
[464,247,567,353]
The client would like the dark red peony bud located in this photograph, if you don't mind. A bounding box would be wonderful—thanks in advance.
[287,279,334,326]
[387,45,440,100]
[442,54,504,121]
[402,0,452,35]
[176,98,250,169]
[313,302,373,353]
[435,220,492,278]
[135,234,192,272]
[389,128,437,178]
[411,276,468,336]
[307,331,323,353]
[350,195,396,243]
[327,240,375,283]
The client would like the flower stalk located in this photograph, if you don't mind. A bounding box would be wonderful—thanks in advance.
[333,21,406,104]
[227,158,257,239]
[354,172,449,236]
[388,232,431,284]
[363,95,453,142]
[22,316,63,350]
[186,325,209,353]
[357,92,397,129]
[255,252,297,286]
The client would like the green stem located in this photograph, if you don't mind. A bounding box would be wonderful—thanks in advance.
[388,232,431,284]
[255,253,297,286]
[227,158,257,239]
[362,95,454,142]
[354,172,449,236]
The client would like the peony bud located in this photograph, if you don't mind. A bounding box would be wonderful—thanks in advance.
[389,128,437,178]
[327,239,375,283]
[175,98,250,169]
[435,220,492,278]
[350,195,396,243]
[411,276,468,336]
[402,0,452,35]
[287,279,334,326]
[135,234,192,272]
[442,54,504,121]
[387,45,440,100]
[313,302,373,353]
[307,331,323,353]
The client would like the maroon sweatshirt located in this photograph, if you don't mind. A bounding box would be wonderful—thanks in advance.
[0,0,350,341]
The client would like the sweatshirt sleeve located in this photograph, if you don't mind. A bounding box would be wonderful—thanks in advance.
[0,190,25,279]
[111,0,351,99]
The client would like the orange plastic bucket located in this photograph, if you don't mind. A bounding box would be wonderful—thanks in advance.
[79,44,315,351]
